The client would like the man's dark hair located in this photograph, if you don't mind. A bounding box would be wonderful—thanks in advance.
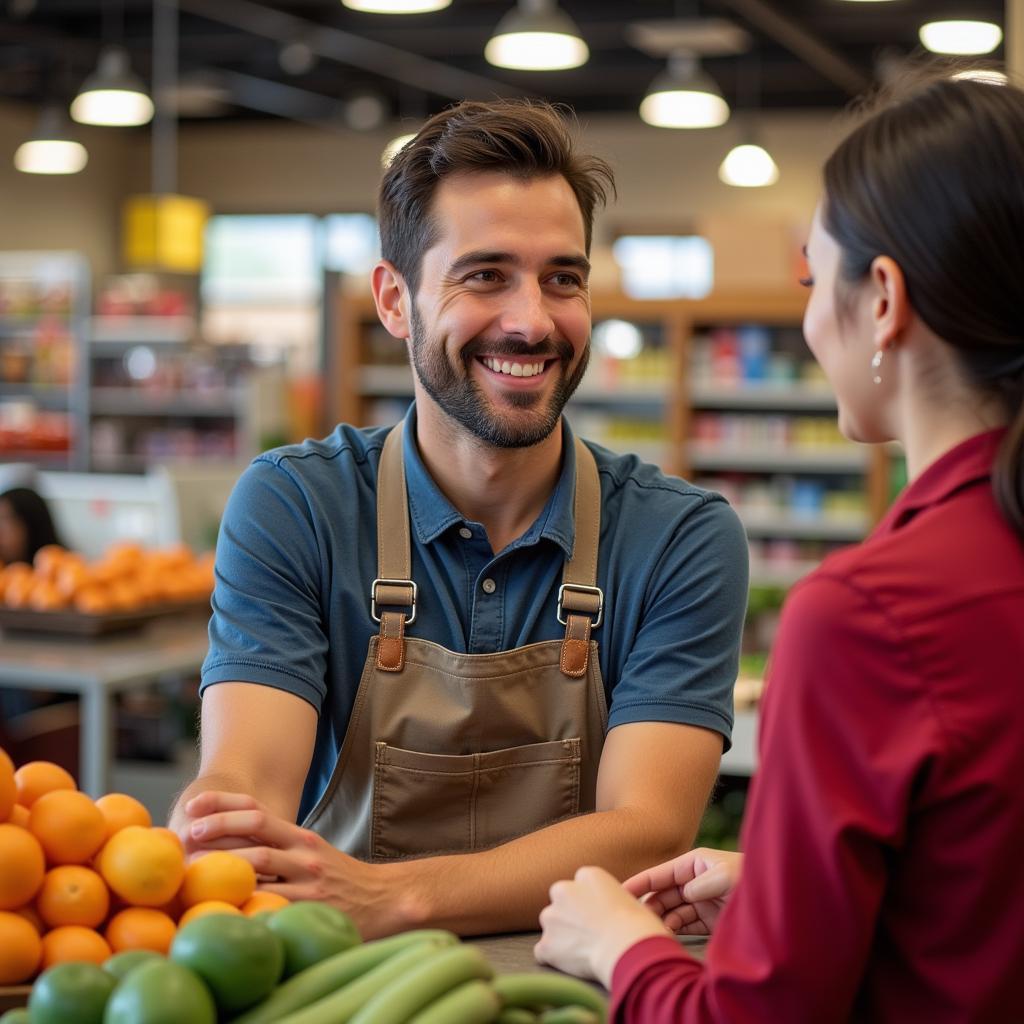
[378,99,615,296]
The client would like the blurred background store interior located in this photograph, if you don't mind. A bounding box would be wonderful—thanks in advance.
[0,0,1017,835]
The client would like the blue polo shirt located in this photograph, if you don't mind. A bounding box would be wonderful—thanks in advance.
[202,406,749,821]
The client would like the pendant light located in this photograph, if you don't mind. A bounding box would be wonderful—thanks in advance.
[71,45,154,126]
[14,106,89,175]
[719,143,778,187]
[919,21,1003,56]
[640,50,729,129]
[485,0,589,71]
[342,0,451,11]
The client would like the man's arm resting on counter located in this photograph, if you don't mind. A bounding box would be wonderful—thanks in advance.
[167,682,317,839]
[386,720,723,935]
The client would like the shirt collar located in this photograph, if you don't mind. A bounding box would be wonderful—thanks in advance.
[401,403,578,559]
[874,427,1006,536]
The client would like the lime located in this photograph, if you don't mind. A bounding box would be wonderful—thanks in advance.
[103,949,163,983]
[0,1009,29,1024]
[28,962,115,1024]
[169,912,283,1015]
[102,959,216,1024]
[267,901,360,976]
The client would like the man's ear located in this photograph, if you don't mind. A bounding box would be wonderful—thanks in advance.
[371,260,412,340]
[868,255,910,351]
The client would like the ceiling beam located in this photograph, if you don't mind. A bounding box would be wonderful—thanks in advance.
[717,0,870,96]
[176,0,527,103]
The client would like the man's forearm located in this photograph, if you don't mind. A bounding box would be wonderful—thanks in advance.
[384,804,698,936]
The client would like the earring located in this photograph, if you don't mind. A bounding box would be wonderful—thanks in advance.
[871,348,884,385]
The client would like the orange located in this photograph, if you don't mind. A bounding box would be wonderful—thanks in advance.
[13,902,45,932]
[0,910,42,984]
[180,851,256,909]
[33,545,68,580]
[40,925,111,969]
[178,900,242,929]
[241,891,290,916]
[74,586,115,615]
[151,826,185,852]
[29,790,106,865]
[97,826,185,907]
[0,822,46,910]
[3,568,35,607]
[95,793,152,841]
[105,907,176,954]
[14,760,76,807]
[36,865,110,929]
[0,747,15,822]
[55,558,91,599]
[8,802,30,828]
[28,577,70,611]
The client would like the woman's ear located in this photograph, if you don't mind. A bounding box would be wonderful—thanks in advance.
[371,260,412,340]
[869,255,910,350]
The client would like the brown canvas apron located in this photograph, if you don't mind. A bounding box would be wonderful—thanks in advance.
[302,422,609,861]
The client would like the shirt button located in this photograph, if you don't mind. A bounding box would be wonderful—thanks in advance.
[458,527,472,539]
[481,578,497,594]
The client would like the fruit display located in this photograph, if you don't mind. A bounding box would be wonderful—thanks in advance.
[0,748,609,1023]
[0,542,214,617]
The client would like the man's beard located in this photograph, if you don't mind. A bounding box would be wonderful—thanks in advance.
[408,304,589,449]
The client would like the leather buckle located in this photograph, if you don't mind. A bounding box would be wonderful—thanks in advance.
[557,583,603,628]
[370,578,417,625]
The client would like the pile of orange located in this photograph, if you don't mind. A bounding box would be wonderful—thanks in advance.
[0,541,215,615]
[0,749,288,986]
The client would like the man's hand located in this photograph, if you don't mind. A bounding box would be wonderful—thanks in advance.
[178,791,403,939]
[623,847,743,936]
[535,866,671,988]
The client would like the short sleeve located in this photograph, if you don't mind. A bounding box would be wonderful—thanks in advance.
[607,496,749,748]
[201,457,330,711]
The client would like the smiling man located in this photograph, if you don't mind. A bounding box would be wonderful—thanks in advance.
[171,100,749,939]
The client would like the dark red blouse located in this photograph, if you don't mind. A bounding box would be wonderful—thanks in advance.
[611,429,1024,1023]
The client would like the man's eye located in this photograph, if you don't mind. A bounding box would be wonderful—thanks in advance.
[551,273,582,288]
[469,270,500,283]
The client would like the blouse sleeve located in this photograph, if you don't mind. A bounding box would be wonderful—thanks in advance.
[611,571,938,1023]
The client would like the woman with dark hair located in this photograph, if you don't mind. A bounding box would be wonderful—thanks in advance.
[0,486,63,566]
[534,71,1024,1022]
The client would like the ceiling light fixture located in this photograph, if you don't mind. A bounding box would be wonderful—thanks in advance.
[71,45,154,126]
[341,0,451,12]
[919,20,1003,56]
[718,142,778,187]
[485,0,589,71]
[640,51,729,129]
[14,106,89,175]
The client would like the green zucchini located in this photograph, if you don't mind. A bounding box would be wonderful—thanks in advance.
[492,974,607,1022]
[349,944,495,1024]
[234,931,457,1024]
[496,1010,539,1024]
[407,979,502,1024]
[274,940,447,1024]
[539,1008,600,1024]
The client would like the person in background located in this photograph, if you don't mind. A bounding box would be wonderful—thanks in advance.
[535,70,1024,1022]
[170,100,749,940]
[0,484,63,567]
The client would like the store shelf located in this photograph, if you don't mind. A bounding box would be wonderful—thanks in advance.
[689,444,866,473]
[737,508,867,541]
[90,316,194,346]
[691,383,837,411]
[748,560,820,588]
[359,364,413,395]
[90,388,243,418]
[0,384,70,409]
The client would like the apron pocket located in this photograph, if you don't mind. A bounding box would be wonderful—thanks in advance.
[371,737,581,860]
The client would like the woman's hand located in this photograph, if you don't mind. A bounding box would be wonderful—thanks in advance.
[535,866,672,988]
[624,847,743,936]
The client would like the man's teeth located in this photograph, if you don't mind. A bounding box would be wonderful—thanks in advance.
[482,358,546,377]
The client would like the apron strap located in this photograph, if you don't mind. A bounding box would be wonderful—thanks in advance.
[559,438,603,678]
[374,422,415,672]
[372,421,603,677]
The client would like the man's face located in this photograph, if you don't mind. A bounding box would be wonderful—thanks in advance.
[407,171,592,448]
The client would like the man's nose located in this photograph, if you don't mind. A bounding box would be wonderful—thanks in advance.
[497,282,556,345]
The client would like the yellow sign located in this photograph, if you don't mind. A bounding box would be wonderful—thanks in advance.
[122,193,209,273]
